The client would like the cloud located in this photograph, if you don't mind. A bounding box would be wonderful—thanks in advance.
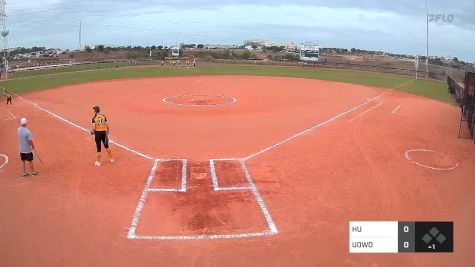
[5,0,475,62]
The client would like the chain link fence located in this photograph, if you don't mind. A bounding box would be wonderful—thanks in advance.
[6,57,465,82]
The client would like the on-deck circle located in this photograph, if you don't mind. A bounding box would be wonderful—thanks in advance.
[0,154,9,169]
[404,149,459,171]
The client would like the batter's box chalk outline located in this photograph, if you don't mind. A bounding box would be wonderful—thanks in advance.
[127,158,278,240]
[147,159,188,193]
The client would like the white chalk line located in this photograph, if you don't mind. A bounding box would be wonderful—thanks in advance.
[14,93,153,160]
[131,231,274,240]
[127,159,160,239]
[215,186,251,191]
[243,79,414,160]
[209,159,220,190]
[128,158,278,240]
[209,159,253,191]
[392,104,402,114]
[0,154,9,169]
[14,93,275,241]
[240,159,278,234]
[244,92,387,160]
[128,159,189,239]
[4,110,17,120]
[208,158,255,197]
[347,101,384,123]
[15,78,414,241]
[146,159,188,193]
[393,79,416,89]
[404,149,460,171]
[181,159,188,192]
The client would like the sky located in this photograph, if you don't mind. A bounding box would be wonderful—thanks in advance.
[5,0,475,62]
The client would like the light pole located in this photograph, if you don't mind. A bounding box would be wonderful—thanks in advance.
[426,0,429,79]
[0,0,8,80]
[448,56,452,77]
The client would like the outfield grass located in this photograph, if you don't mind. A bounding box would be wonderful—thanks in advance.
[0,65,449,102]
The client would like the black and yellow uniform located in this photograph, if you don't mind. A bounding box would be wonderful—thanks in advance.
[91,109,113,164]
[92,113,109,152]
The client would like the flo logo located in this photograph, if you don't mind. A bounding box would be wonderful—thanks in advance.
[428,14,455,23]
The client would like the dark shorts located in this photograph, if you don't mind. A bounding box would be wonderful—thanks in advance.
[20,152,33,162]
[6,97,12,103]
[94,131,109,152]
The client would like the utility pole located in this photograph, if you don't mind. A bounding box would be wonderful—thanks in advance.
[79,21,82,51]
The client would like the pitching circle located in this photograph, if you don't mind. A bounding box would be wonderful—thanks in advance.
[163,94,237,107]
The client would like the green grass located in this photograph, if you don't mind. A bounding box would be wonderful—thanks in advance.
[8,61,158,79]
[1,65,449,102]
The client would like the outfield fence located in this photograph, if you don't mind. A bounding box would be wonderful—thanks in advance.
[207,58,463,82]
[7,60,157,79]
[6,57,464,83]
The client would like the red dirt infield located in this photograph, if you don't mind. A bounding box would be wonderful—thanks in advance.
[1,75,474,267]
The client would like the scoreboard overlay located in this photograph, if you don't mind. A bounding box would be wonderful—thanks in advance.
[349,221,453,253]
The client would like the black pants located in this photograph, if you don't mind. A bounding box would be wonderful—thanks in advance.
[6,97,12,105]
[94,131,109,152]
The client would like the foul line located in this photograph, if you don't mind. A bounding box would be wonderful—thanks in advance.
[392,104,402,114]
[347,101,384,123]
[393,79,416,89]
[14,94,153,160]
[0,154,9,169]
[244,79,415,160]
[244,91,388,160]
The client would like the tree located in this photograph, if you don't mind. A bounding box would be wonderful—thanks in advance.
[159,49,169,59]
[453,57,459,63]
[236,50,251,59]
[197,44,204,49]
[222,49,231,59]
[151,45,157,50]
[157,45,163,50]
[97,45,105,52]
